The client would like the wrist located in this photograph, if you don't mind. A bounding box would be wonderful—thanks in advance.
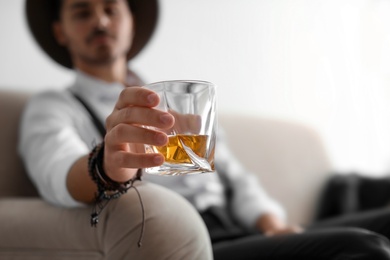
[88,142,139,226]
[89,142,127,192]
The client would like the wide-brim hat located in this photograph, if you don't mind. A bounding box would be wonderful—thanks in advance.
[25,0,158,69]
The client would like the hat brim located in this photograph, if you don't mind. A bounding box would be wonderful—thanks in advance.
[25,0,158,69]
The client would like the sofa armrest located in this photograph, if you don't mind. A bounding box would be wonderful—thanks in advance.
[0,90,38,197]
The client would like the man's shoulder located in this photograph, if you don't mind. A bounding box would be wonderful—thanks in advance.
[30,88,70,101]
[25,88,78,117]
[30,89,72,105]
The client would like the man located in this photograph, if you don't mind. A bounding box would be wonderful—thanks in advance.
[20,0,390,259]
[18,0,212,259]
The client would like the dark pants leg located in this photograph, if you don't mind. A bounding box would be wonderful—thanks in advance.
[213,227,390,260]
[308,207,390,239]
[203,207,390,260]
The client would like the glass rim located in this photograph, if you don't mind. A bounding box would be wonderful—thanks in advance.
[144,79,216,89]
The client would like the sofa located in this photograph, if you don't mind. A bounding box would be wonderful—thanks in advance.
[218,113,332,225]
[0,90,332,258]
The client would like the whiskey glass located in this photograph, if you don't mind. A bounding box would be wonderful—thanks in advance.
[144,80,217,175]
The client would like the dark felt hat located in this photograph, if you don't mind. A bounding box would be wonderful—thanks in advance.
[25,0,158,69]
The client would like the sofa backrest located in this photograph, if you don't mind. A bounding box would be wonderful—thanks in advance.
[219,114,332,225]
[0,89,332,224]
[0,90,38,197]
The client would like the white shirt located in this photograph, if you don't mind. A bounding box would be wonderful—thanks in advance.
[18,70,286,229]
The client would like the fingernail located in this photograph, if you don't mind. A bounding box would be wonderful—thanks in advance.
[156,133,167,145]
[153,155,164,164]
[147,93,158,104]
[160,114,173,124]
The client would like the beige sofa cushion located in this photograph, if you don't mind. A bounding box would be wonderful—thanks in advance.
[0,90,38,197]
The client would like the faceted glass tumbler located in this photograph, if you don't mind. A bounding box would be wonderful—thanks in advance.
[143,80,217,176]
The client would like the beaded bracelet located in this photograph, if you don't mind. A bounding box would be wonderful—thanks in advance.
[88,142,145,247]
[88,142,132,197]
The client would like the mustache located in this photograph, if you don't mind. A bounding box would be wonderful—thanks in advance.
[86,29,114,43]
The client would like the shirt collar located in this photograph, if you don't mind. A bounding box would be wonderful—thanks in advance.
[70,69,125,104]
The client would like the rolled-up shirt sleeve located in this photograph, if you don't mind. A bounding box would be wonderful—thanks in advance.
[215,128,286,229]
[18,91,89,207]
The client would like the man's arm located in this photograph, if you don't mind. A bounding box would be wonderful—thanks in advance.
[215,128,288,230]
[66,86,175,203]
[66,155,96,203]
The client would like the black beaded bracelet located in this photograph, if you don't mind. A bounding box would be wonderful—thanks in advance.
[89,142,132,196]
[88,143,137,220]
[88,142,145,247]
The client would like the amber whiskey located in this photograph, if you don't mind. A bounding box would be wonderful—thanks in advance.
[154,134,209,164]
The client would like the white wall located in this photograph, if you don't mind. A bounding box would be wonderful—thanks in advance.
[2,0,390,176]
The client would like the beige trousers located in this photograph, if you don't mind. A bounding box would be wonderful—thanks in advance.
[0,182,213,260]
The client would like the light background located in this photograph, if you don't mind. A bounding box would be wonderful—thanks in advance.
[1,0,390,176]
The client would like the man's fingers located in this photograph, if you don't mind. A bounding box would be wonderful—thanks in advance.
[109,151,165,169]
[103,151,164,182]
[105,123,168,146]
[106,106,174,130]
[264,225,304,237]
[115,87,159,109]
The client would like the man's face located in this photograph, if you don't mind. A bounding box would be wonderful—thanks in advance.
[53,0,134,66]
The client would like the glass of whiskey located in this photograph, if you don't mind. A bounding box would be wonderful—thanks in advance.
[143,80,217,176]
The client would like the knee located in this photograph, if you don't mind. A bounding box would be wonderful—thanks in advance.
[101,182,213,260]
[338,228,390,260]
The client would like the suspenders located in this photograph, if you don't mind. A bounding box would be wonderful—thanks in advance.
[71,92,106,138]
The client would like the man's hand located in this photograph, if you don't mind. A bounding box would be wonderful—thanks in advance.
[256,213,304,237]
[104,86,175,182]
